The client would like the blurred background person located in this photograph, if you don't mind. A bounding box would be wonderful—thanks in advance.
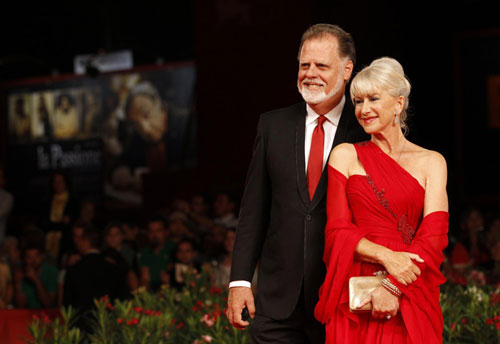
[163,239,199,290]
[41,171,77,233]
[0,164,14,246]
[0,259,13,308]
[56,249,81,307]
[213,192,238,229]
[102,221,135,268]
[448,207,490,280]
[13,243,58,309]
[63,226,126,309]
[201,224,227,262]
[137,215,175,291]
[204,228,257,291]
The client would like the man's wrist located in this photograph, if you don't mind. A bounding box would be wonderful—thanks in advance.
[229,280,252,288]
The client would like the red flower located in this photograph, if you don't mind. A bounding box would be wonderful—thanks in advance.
[193,305,200,312]
[451,323,456,331]
[155,311,162,317]
[43,316,50,324]
[106,303,114,310]
[487,318,494,325]
[101,295,109,302]
[492,293,500,305]
[32,314,40,320]
[495,314,500,322]
[171,318,177,325]
[134,307,143,313]
[117,318,124,324]
[176,321,185,329]
[496,322,500,330]
[209,286,224,295]
[461,318,467,324]
[127,318,139,326]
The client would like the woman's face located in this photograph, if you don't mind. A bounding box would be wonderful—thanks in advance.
[353,89,403,134]
[465,210,484,233]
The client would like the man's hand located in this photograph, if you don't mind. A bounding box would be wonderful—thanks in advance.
[25,267,38,282]
[226,287,255,329]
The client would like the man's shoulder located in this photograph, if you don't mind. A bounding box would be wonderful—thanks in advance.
[260,102,306,123]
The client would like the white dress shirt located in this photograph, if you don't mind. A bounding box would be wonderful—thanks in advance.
[304,96,344,172]
[229,97,346,289]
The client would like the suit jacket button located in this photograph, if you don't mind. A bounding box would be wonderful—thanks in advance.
[306,215,312,221]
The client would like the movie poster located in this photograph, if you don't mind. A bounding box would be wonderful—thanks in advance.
[5,62,196,207]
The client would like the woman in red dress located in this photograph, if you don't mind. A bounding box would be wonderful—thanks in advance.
[315,57,449,343]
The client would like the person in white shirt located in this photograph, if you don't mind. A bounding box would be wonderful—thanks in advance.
[226,24,367,343]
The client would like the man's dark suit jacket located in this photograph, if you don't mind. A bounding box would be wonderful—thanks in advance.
[230,99,367,320]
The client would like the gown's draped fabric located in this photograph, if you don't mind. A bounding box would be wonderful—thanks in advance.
[314,141,449,344]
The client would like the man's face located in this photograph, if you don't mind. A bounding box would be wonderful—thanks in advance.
[176,242,195,264]
[213,194,233,217]
[148,221,165,246]
[191,195,207,215]
[105,227,123,249]
[24,249,43,270]
[297,35,352,109]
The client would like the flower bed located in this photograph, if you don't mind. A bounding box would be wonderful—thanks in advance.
[27,276,500,343]
[27,273,251,344]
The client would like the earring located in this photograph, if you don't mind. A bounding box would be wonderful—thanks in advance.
[394,111,399,125]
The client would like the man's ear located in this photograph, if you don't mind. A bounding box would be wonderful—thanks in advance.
[344,60,354,81]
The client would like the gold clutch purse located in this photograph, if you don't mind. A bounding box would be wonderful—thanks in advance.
[348,275,384,312]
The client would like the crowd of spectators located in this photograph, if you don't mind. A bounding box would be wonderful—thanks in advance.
[1,165,500,313]
[0,167,249,311]
[444,207,500,286]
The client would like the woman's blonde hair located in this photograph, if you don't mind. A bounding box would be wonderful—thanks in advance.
[350,57,411,134]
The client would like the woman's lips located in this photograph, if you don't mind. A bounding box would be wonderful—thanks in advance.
[362,116,377,124]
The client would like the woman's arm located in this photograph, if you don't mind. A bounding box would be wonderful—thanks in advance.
[423,151,448,216]
[385,151,449,292]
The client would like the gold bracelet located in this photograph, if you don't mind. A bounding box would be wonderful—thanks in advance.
[381,278,402,297]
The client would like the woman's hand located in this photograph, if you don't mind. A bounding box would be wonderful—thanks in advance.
[358,286,400,320]
[381,251,423,286]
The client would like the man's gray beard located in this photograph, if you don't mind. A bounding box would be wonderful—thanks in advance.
[298,74,344,105]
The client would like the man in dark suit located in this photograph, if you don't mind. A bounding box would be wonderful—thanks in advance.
[226,24,367,343]
[63,226,125,311]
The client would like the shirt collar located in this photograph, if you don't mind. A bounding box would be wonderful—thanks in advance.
[305,95,345,126]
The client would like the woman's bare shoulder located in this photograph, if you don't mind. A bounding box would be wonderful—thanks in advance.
[328,143,358,176]
[329,143,357,163]
[409,144,447,180]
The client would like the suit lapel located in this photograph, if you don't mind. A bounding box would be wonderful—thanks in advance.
[295,103,310,208]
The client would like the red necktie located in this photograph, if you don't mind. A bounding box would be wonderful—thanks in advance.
[307,115,326,200]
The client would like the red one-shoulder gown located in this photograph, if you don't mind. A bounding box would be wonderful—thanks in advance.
[314,141,448,344]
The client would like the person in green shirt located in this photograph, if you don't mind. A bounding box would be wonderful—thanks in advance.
[138,215,175,291]
[13,243,58,308]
